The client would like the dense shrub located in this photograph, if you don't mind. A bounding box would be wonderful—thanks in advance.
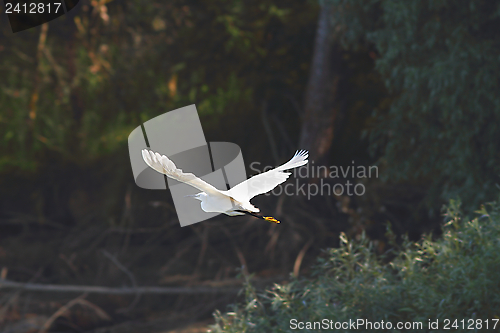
[210,199,500,332]
[329,0,500,213]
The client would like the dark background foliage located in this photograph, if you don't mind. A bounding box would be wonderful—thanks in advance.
[0,0,499,331]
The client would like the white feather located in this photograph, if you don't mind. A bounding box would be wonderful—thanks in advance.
[141,149,308,217]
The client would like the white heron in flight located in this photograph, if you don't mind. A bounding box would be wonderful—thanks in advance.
[141,149,308,223]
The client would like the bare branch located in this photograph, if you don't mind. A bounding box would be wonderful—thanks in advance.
[101,250,141,313]
[0,279,240,295]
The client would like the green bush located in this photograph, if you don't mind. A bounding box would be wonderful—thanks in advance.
[329,0,500,213]
[210,199,500,332]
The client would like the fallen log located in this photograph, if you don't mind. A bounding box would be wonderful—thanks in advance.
[0,279,241,295]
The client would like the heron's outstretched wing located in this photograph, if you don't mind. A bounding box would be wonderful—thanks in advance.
[142,149,222,195]
[227,150,308,201]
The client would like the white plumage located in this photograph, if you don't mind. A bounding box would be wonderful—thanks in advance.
[141,149,308,223]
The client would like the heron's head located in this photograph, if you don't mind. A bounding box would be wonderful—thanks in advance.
[184,193,205,201]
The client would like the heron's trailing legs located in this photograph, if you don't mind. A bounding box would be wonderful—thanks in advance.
[235,210,280,224]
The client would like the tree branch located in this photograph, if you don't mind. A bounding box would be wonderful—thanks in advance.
[0,279,240,295]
